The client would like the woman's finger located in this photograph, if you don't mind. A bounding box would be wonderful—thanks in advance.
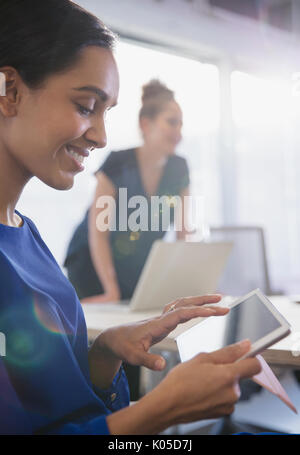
[163,294,222,313]
[205,306,229,315]
[151,305,228,341]
[196,339,252,365]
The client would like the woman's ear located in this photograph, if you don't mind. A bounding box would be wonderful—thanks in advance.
[139,116,152,136]
[0,67,22,117]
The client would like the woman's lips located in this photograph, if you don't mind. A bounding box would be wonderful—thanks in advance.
[64,145,86,172]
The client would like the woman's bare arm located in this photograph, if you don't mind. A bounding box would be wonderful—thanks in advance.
[86,172,120,301]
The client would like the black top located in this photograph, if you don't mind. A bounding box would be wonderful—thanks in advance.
[64,148,190,300]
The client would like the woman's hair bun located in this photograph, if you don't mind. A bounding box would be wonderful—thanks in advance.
[141,79,174,105]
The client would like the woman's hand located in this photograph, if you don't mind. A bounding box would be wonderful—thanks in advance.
[95,294,226,369]
[107,340,262,434]
[162,294,223,314]
[88,294,228,388]
[156,340,261,424]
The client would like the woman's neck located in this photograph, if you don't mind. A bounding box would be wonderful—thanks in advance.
[136,144,168,168]
[0,144,31,227]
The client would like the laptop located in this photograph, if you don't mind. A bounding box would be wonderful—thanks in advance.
[93,240,232,314]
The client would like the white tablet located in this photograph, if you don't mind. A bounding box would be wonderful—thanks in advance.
[176,288,291,362]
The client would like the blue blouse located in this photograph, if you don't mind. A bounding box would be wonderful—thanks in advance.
[0,211,130,435]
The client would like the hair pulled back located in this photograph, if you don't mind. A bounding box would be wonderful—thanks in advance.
[139,79,176,120]
[0,0,116,89]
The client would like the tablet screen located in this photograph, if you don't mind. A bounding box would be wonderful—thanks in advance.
[177,294,282,362]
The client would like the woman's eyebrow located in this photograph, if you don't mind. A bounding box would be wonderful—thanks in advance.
[72,85,115,105]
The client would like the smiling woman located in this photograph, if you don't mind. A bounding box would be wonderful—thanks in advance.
[0,0,261,436]
[1,53,118,194]
[0,0,118,198]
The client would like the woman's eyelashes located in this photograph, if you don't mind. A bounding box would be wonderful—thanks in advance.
[74,103,112,120]
[75,103,95,117]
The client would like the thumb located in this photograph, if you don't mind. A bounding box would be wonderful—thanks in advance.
[198,339,251,365]
[137,352,166,371]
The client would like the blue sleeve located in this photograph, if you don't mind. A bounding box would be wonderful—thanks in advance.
[0,252,130,435]
[41,367,130,435]
[0,356,113,435]
[92,366,130,413]
[0,357,129,435]
[39,367,130,435]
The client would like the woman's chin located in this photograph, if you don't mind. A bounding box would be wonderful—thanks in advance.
[39,173,75,191]
[57,180,74,191]
[55,176,75,191]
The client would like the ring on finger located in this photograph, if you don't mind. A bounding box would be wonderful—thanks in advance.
[168,303,176,312]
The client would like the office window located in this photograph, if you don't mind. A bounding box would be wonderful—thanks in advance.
[107,42,222,232]
[231,71,300,293]
[18,40,221,266]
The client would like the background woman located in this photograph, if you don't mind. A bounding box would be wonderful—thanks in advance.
[64,80,190,303]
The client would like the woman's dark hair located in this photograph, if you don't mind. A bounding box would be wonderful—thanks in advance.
[139,79,176,120]
[0,0,116,89]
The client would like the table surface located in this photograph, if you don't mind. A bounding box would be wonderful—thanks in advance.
[83,296,300,367]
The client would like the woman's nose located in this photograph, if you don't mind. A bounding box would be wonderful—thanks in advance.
[85,118,107,149]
